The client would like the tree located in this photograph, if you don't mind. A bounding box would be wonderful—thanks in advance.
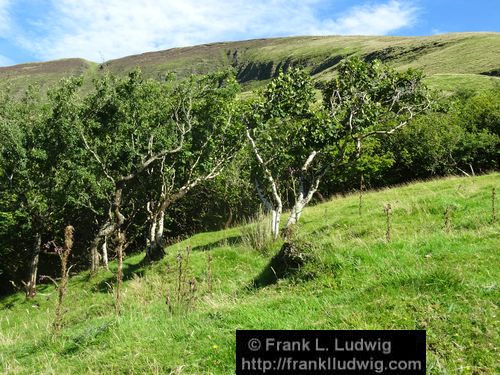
[78,70,187,274]
[245,68,318,238]
[0,88,35,294]
[79,70,244,266]
[0,79,85,297]
[141,71,244,260]
[374,88,499,184]
[247,58,430,238]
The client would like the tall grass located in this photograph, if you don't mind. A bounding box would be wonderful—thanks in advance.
[239,208,274,254]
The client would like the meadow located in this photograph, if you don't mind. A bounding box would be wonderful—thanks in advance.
[1,173,498,374]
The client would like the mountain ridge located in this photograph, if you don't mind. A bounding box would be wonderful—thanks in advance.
[1,32,499,94]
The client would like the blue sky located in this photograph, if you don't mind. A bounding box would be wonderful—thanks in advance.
[0,0,498,67]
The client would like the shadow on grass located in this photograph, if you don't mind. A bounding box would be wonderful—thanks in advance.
[380,269,464,293]
[61,319,116,355]
[190,236,242,252]
[249,242,309,289]
[93,257,148,293]
[90,234,242,293]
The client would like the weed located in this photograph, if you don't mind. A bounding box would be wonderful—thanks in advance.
[492,187,496,223]
[53,226,74,332]
[444,205,454,233]
[166,246,197,313]
[384,203,392,242]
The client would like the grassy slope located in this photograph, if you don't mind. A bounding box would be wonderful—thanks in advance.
[1,33,499,95]
[1,173,498,374]
[0,58,99,96]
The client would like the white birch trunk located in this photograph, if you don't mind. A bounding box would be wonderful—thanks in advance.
[155,210,165,246]
[149,220,157,246]
[102,237,109,270]
[285,177,320,229]
[90,220,115,275]
[90,242,100,274]
[271,206,282,239]
[146,219,157,259]
[247,129,283,239]
[146,210,166,260]
[271,209,277,239]
[286,201,304,228]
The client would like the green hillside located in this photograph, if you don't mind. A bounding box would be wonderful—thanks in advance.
[1,33,499,95]
[1,173,498,374]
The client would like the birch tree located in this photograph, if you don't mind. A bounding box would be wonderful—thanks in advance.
[247,58,429,238]
[79,70,244,265]
[142,72,244,260]
[245,68,318,238]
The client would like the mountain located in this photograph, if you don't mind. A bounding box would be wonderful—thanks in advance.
[1,32,499,95]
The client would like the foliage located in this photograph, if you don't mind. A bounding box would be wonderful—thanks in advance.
[246,58,430,237]
[319,87,499,193]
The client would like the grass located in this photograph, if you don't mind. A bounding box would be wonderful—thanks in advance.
[425,73,500,94]
[1,173,499,374]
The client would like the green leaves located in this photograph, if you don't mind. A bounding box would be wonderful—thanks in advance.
[261,68,315,119]
[247,57,431,220]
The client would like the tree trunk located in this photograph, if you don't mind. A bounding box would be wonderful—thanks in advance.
[115,230,124,315]
[102,237,109,270]
[113,186,125,315]
[146,219,157,258]
[254,180,282,239]
[146,186,194,261]
[26,232,41,299]
[155,210,165,245]
[224,207,233,229]
[53,225,74,331]
[286,200,305,228]
[90,220,115,275]
[90,240,101,275]
[146,211,166,261]
[271,204,282,239]
[285,177,320,229]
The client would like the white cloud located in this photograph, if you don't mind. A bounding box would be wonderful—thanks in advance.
[431,28,446,35]
[19,0,418,62]
[311,0,417,35]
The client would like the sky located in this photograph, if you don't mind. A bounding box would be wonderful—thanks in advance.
[0,0,498,67]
